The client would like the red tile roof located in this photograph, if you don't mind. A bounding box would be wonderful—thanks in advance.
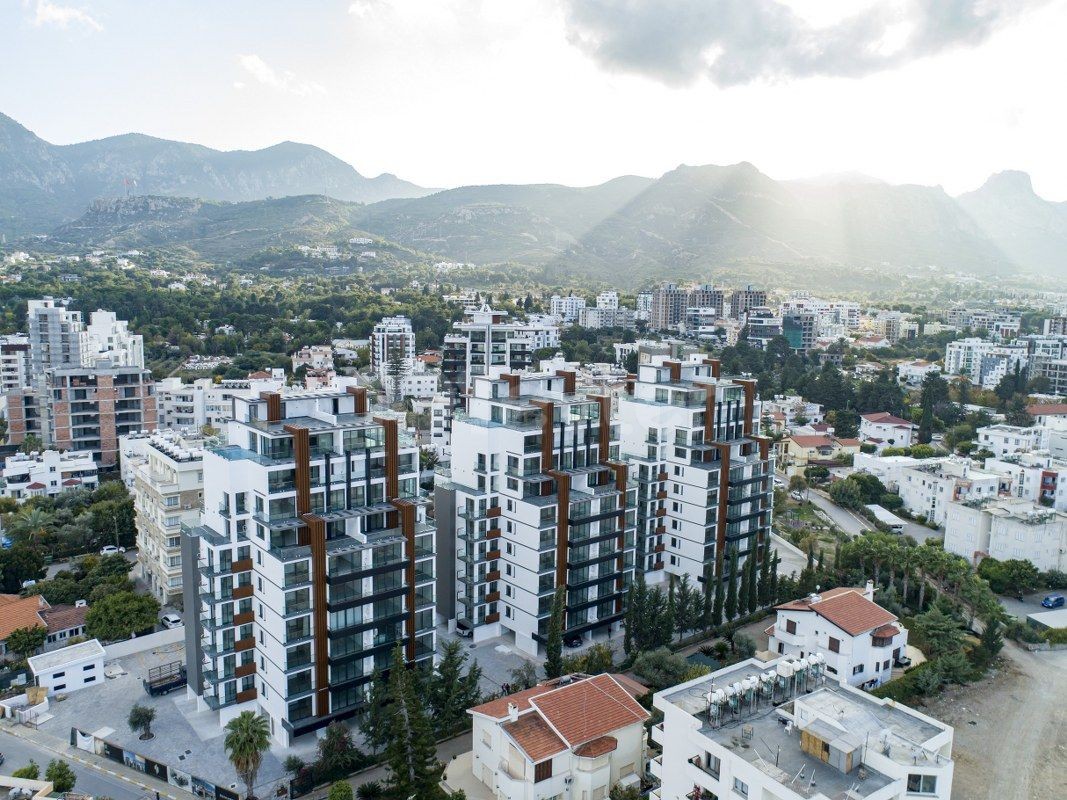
[529,674,648,747]
[862,412,913,427]
[573,735,618,758]
[40,604,88,634]
[469,683,556,719]
[812,591,897,636]
[775,586,859,611]
[871,624,900,638]
[1028,403,1067,416]
[790,435,835,448]
[610,673,649,700]
[502,713,567,762]
[0,594,49,641]
[26,482,46,490]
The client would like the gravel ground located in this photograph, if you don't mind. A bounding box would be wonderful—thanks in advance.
[922,642,1067,800]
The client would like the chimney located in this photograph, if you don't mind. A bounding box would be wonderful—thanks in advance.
[865,580,874,597]
[507,702,519,723]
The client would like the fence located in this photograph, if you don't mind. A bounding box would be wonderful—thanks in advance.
[103,627,184,660]
[71,727,244,800]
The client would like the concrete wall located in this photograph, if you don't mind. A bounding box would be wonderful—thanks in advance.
[103,626,184,660]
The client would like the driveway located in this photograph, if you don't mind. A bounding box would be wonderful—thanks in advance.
[806,490,873,536]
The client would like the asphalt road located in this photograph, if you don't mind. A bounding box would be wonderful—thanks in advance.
[805,490,873,536]
[0,728,144,800]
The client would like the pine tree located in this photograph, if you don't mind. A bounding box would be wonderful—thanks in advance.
[665,581,677,641]
[383,646,443,800]
[817,548,825,571]
[806,539,815,570]
[738,559,750,620]
[359,666,391,753]
[544,586,566,678]
[623,572,648,655]
[674,574,693,637]
[428,639,483,736]
[724,550,739,621]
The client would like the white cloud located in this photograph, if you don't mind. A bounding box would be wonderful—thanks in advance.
[348,1,388,19]
[237,54,326,97]
[29,0,103,32]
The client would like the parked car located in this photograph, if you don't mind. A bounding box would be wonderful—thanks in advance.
[789,490,806,502]
[564,634,583,649]
[893,655,912,668]
[100,545,126,556]
[160,613,183,629]
[1041,594,1065,609]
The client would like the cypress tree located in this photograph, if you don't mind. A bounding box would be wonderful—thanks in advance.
[757,546,771,605]
[623,571,648,655]
[544,586,566,678]
[724,550,739,621]
[769,550,780,604]
[738,560,750,620]
[746,551,759,614]
[712,569,725,627]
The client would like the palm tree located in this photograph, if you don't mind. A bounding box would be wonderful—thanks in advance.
[11,508,52,546]
[224,711,271,800]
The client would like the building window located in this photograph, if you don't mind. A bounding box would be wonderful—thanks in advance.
[853,664,865,675]
[828,637,840,653]
[907,774,937,795]
[785,620,797,635]
[534,760,552,783]
[732,777,748,797]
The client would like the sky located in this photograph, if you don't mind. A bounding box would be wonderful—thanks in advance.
[3,0,1066,198]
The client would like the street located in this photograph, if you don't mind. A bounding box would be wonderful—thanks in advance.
[0,727,143,800]
[806,490,942,543]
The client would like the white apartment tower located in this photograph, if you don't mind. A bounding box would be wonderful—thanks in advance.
[618,356,772,590]
[370,316,416,379]
[437,370,637,656]
[84,309,145,368]
[27,297,85,378]
[182,386,436,745]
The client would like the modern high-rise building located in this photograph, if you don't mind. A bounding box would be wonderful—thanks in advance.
[618,357,772,591]
[182,387,436,745]
[46,362,157,466]
[441,305,558,402]
[436,370,636,656]
[743,306,783,349]
[782,310,819,353]
[27,297,85,378]
[122,430,207,604]
[728,285,768,319]
[0,334,30,392]
[687,284,726,319]
[369,316,415,378]
[550,294,586,322]
[84,310,145,368]
[650,284,688,330]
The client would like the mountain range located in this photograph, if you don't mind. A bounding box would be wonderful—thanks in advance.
[4,111,1067,287]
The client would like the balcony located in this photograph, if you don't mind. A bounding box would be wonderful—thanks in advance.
[233,584,254,599]
[235,662,257,678]
[236,688,258,704]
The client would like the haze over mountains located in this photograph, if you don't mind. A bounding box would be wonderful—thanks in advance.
[3,112,1066,287]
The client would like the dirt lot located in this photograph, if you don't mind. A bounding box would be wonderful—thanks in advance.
[921,642,1067,799]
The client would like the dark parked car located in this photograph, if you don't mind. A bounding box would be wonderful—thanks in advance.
[1041,594,1065,609]
[564,634,583,648]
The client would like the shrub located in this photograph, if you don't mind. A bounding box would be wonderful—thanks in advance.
[328,782,353,800]
[1043,627,1067,645]
[12,761,40,779]
[1003,618,1043,644]
[356,781,384,800]
[45,760,77,793]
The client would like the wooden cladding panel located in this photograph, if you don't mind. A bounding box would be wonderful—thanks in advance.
[260,391,282,422]
[285,424,312,515]
[737,379,757,436]
[593,395,612,464]
[555,369,576,394]
[374,416,400,499]
[346,385,368,414]
[550,470,571,587]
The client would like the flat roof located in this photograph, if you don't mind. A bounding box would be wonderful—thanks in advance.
[1027,607,1067,629]
[28,638,105,673]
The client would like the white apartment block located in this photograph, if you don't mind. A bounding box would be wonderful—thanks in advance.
[897,459,999,526]
[852,453,949,492]
[428,393,453,458]
[84,310,145,368]
[291,345,334,373]
[768,583,908,689]
[370,316,416,379]
[762,395,824,429]
[441,305,557,403]
[944,498,1067,571]
[182,386,435,746]
[596,291,620,310]
[652,655,954,800]
[122,430,207,604]
[578,306,637,330]
[155,375,287,432]
[984,451,1067,510]
[436,370,636,657]
[896,359,940,387]
[635,292,652,321]
[859,413,916,451]
[618,357,772,589]
[975,423,1047,457]
[1,449,98,502]
[0,334,30,392]
[944,338,1028,389]
[397,366,440,400]
[27,296,85,379]
[466,673,649,800]
[550,294,586,322]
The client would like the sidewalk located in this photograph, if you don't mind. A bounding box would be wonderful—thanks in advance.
[1,718,197,800]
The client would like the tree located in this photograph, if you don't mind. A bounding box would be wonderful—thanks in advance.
[318,721,364,777]
[977,619,1004,665]
[0,545,45,593]
[738,559,751,620]
[631,647,691,691]
[11,761,39,779]
[128,704,156,740]
[623,571,646,655]
[788,475,808,497]
[508,659,538,691]
[544,586,566,678]
[746,553,759,614]
[674,574,696,637]
[609,784,642,800]
[359,667,390,753]
[19,433,43,455]
[5,625,46,660]
[724,550,739,621]
[913,606,964,659]
[828,477,864,510]
[383,645,444,800]
[45,760,77,792]
[580,642,614,674]
[712,569,725,626]
[224,711,271,800]
[328,782,354,800]
[831,409,860,439]
[757,548,771,606]
[85,591,160,641]
[428,639,483,735]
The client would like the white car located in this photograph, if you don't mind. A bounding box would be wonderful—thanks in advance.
[100,545,126,556]
[160,614,183,630]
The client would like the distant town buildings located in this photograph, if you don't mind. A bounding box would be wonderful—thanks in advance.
[1,449,99,502]
[945,497,1067,572]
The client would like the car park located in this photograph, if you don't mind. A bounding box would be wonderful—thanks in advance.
[160,613,183,629]
[1041,594,1065,609]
